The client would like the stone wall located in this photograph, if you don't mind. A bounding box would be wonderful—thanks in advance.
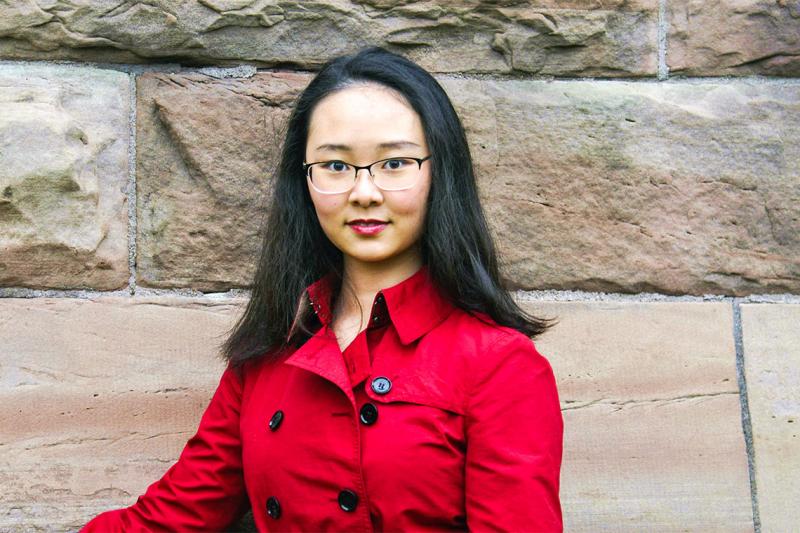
[1,1,798,531]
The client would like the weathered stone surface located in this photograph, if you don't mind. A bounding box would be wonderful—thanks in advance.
[0,64,130,290]
[135,71,307,290]
[668,1,800,77]
[0,296,246,531]
[0,296,756,530]
[741,303,800,532]
[522,300,753,531]
[442,77,800,295]
[135,74,799,294]
[0,1,658,77]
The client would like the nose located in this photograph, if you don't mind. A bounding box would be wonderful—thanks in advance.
[349,167,383,207]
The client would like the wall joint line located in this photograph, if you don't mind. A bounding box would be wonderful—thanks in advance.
[127,71,138,296]
[733,298,761,532]
[657,0,669,80]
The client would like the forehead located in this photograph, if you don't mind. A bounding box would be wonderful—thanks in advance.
[307,84,426,152]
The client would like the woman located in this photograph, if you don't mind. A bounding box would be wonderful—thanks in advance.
[82,46,563,532]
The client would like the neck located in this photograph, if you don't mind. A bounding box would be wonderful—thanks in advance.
[335,247,423,320]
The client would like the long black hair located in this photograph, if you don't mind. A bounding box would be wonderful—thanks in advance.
[220,46,554,366]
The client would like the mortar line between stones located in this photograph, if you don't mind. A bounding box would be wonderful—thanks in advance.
[2,286,800,305]
[733,298,761,532]
[657,0,669,80]
[127,72,138,296]
[3,58,800,85]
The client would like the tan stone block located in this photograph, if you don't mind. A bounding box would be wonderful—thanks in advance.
[135,71,309,290]
[668,1,800,77]
[0,63,130,290]
[135,74,800,295]
[520,300,753,531]
[0,296,245,530]
[741,303,800,532]
[562,396,751,532]
[442,78,800,295]
[0,1,657,77]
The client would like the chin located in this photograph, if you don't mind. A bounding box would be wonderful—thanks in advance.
[339,242,416,265]
[345,251,396,264]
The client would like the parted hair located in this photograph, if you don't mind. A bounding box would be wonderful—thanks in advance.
[220,46,553,366]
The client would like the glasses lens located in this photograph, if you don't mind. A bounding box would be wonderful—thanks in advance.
[371,158,421,191]
[309,161,355,194]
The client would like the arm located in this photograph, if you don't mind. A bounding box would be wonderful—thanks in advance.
[465,333,564,532]
[81,363,248,532]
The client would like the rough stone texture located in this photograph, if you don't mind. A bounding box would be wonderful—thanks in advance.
[741,303,800,532]
[441,77,800,295]
[135,71,307,290]
[522,300,753,531]
[0,63,130,290]
[134,74,799,295]
[0,296,248,531]
[2,296,754,530]
[668,1,800,77]
[0,1,658,77]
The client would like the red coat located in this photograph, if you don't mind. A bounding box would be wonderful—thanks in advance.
[82,265,563,532]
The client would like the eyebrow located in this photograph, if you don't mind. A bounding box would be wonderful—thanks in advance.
[314,140,421,152]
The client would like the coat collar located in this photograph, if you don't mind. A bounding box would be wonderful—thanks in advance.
[305,264,455,345]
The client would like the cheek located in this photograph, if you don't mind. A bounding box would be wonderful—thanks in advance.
[394,188,430,231]
[310,195,342,225]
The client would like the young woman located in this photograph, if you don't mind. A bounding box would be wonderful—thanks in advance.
[82,46,563,532]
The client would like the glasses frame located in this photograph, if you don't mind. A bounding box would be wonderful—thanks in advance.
[303,155,432,195]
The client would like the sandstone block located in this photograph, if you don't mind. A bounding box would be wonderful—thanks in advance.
[668,1,800,77]
[0,64,130,290]
[0,296,755,529]
[135,71,308,290]
[0,1,657,77]
[523,300,753,531]
[135,74,800,295]
[0,296,246,531]
[741,303,800,532]
[442,78,800,295]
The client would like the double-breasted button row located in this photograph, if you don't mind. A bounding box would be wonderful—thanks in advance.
[266,490,358,519]
[272,403,380,428]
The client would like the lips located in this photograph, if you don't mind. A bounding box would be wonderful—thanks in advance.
[347,219,388,226]
[347,219,389,235]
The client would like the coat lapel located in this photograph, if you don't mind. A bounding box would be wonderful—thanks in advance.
[283,326,355,407]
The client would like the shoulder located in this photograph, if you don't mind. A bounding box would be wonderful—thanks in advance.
[226,346,291,388]
[422,307,555,398]
[434,307,550,368]
[442,311,561,427]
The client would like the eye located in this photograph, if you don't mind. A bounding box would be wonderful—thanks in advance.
[321,160,351,173]
[382,158,411,171]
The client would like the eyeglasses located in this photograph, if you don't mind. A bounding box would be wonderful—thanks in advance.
[303,155,431,194]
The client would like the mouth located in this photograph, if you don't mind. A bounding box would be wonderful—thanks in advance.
[346,219,389,226]
[346,219,389,235]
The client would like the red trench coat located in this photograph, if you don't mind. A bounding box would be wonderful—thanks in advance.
[82,265,563,532]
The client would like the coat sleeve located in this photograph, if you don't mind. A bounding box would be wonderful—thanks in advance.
[80,363,248,532]
[464,332,564,532]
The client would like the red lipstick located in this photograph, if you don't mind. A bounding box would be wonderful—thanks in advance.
[347,219,388,236]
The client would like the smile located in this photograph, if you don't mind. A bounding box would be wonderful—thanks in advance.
[347,219,389,235]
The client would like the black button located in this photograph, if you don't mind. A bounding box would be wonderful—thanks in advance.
[371,376,392,395]
[268,410,284,431]
[338,489,358,512]
[359,403,378,425]
[266,496,281,519]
